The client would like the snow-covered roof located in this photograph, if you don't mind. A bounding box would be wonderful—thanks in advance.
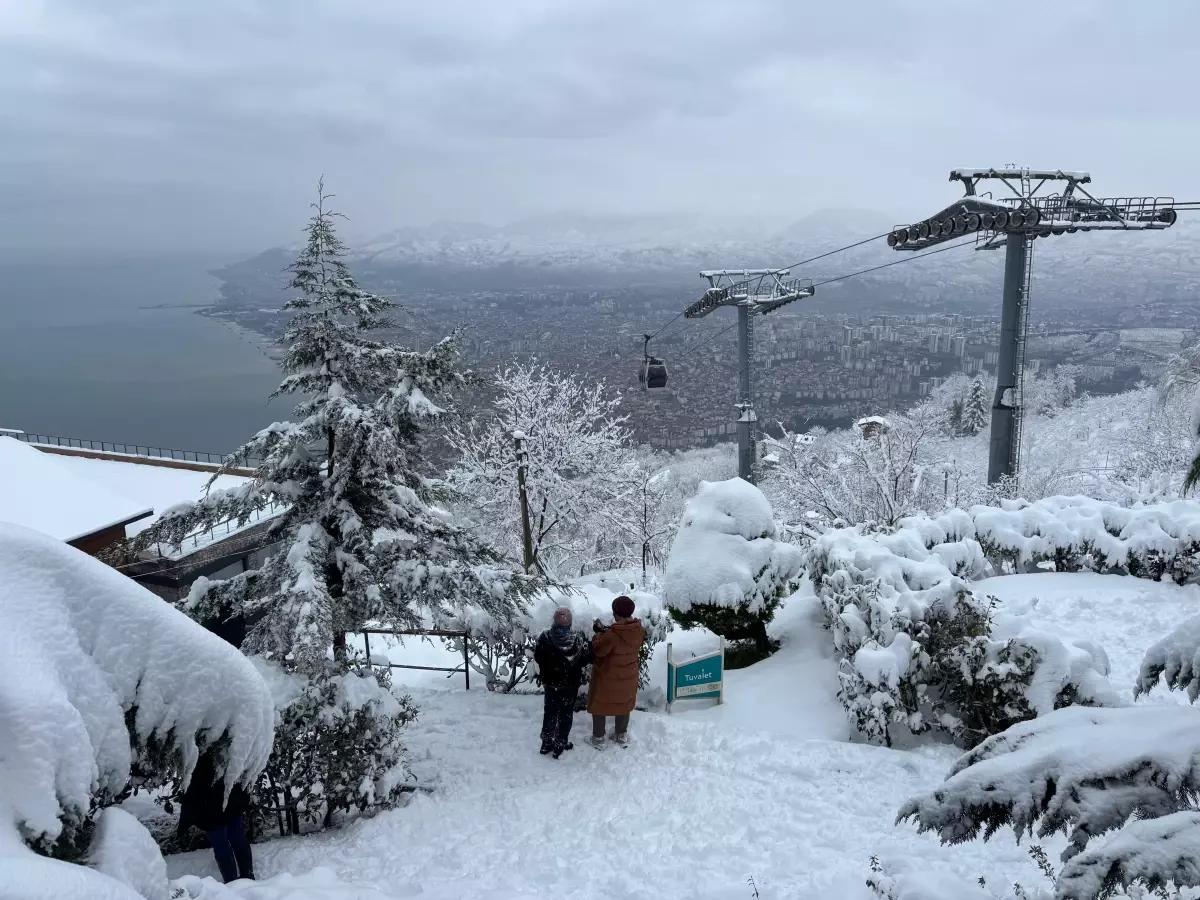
[0,438,153,543]
[854,415,891,429]
[48,454,248,536]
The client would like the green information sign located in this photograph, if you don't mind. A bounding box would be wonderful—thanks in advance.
[666,641,725,711]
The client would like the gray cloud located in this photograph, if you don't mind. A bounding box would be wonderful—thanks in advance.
[2,0,1199,253]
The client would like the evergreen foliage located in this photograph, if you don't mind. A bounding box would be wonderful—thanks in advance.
[962,377,990,436]
[131,180,535,831]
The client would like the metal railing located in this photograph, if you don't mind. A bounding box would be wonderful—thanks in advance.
[4,429,262,468]
[164,501,287,556]
[358,628,472,690]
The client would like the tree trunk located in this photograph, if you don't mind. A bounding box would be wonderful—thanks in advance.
[332,630,347,661]
[751,618,770,655]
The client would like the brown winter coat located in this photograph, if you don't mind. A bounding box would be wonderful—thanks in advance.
[587,619,645,716]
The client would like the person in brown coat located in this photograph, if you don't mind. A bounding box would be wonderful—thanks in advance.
[587,595,645,748]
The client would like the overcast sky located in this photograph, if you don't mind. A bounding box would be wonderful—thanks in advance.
[3,0,1200,253]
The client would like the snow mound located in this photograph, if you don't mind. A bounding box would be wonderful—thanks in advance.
[664,478,803,613]
[0,522,274,845]
[87,807,168,900]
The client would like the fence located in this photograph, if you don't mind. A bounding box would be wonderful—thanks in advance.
[2,428,263,468]
[359,628,472,690]
[164,501,288,557]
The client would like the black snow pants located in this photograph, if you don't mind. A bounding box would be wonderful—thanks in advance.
[541,685,579,750]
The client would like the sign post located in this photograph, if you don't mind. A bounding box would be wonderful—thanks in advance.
[666,639,725,713]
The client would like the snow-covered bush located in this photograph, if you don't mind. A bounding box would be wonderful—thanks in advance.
[663,479,804,653]
[250,658,415,834]
[809,516,1117,747]
[0,523,272,892]
[900,605,1200,899]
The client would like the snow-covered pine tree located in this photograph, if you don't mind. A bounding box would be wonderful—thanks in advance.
[962,376,990,436]
[445,362,639,577]
[135,181,537,825]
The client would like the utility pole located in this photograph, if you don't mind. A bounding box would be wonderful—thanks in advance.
[888,167,1179,486]
[513,431,535,573]
[687,270,815,483]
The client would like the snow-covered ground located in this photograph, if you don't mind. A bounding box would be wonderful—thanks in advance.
[164,571,1200,900]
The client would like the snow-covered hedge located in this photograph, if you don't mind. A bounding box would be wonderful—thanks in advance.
[961,495,1200,583]
[442,578,671,697]
[809,516,1118,747]
[0,523,274,853]
[664,478,804,651]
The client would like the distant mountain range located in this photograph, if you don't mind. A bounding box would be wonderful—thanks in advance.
[223,209,1200,297]
[351,210,898,274]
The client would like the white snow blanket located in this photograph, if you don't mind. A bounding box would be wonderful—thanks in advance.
[664,478,804,613]
[0,522,274,846]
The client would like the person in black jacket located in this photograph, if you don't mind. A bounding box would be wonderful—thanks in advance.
[533,607,591,758]
[177,750,254,883]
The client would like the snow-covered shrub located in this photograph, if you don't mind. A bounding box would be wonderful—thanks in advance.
[250,658,415,834]
[0,523,273,892]
[809,517,1117,747]
[86,808,167,900]
[664,479,804,653]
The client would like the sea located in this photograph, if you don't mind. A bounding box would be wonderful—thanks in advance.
[0,254,293,455]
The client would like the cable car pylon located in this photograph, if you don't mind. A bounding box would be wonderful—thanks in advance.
[889,167,1180,488]
[685,269,815,483]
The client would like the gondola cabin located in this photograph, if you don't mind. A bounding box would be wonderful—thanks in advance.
[640,356,668,390]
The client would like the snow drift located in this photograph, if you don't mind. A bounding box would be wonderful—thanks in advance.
[0,522,274,847]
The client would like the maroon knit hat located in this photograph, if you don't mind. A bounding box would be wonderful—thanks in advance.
[612,595,635,619]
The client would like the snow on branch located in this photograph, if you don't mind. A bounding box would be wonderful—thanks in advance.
[1056,810,1200,900]
[0,523,274,848]
[1138,614,1200,701]
[898,705,1200,864]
